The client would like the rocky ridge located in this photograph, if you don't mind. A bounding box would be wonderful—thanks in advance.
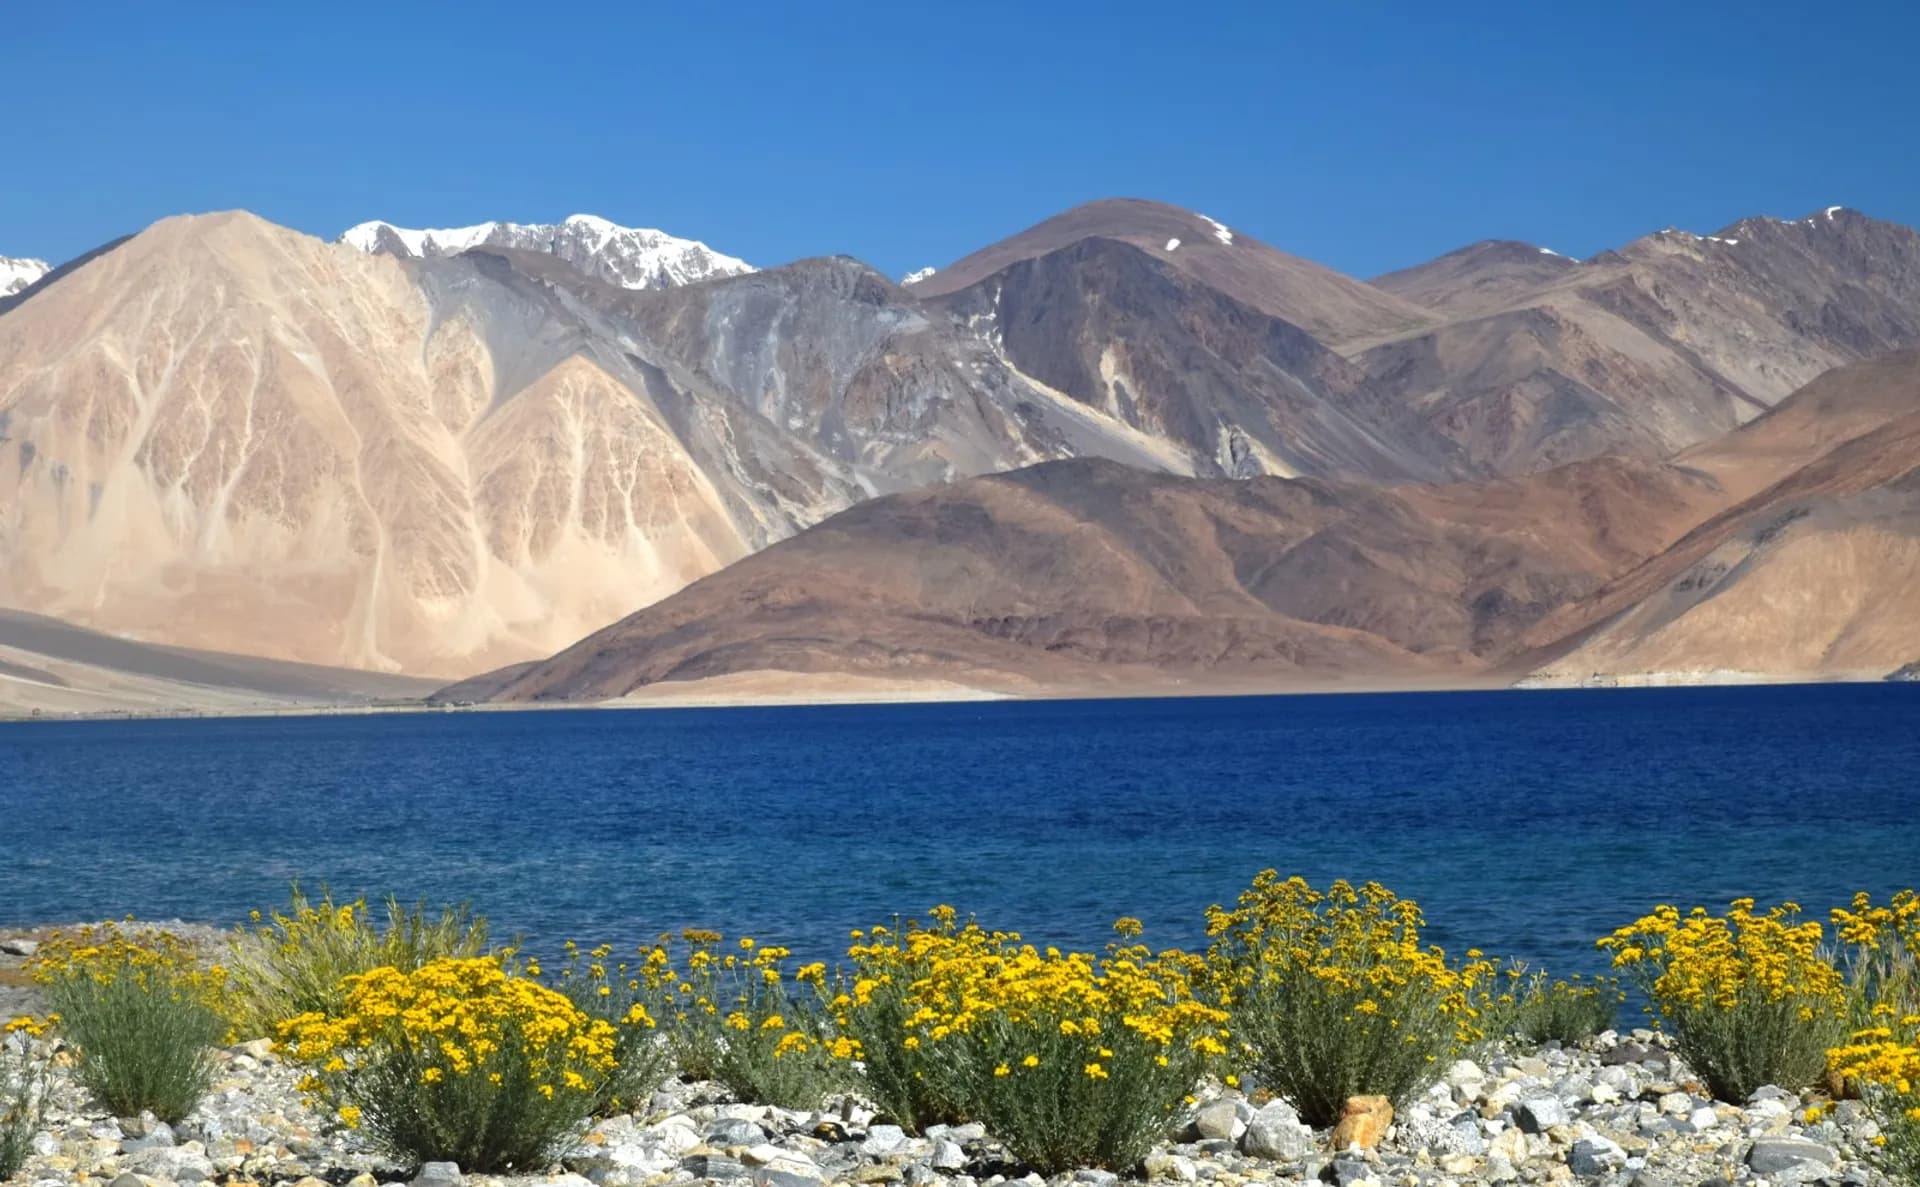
[339,215,754,291]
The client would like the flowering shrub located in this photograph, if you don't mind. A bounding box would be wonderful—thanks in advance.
[29,927,226,1122]
[1829,1005,1920,1185]
[1206,874,1498,1127]
[1510,972,1623,1045]
[279,957,615,1172]
[1600,899,1848,1102]
[634,930,839,1107]
[1831,892,1920,1185]
[225,884,491,1040]
[536,941,669,1110]
[1,1018,53,1181]
[833,908,1229,1173]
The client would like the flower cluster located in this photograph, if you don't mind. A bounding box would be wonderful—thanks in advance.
[623,931,837,1108]
[833,906,1228,1172]
[279,957,614,1171]
[224,885,492,1041]
[1206,874,1500,1126]
[1600,899,1846,1013]
[28,925,228,1011]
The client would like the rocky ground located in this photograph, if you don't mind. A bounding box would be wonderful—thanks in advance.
[0,1020,1895,1187]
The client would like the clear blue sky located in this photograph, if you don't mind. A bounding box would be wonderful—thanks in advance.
[5,0,1915,281]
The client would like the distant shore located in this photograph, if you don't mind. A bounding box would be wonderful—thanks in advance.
[0,664,1907,726]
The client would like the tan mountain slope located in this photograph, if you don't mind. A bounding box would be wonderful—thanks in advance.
[0,609,438,717]
[1357,209,1920,474]
[906,198,1436,347]
[1512,351,1920,682]
[0,212,754,675]
[453,454,1725,703]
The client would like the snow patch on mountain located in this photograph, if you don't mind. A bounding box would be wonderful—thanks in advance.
[338,214,753,291]
[1199,214,1233,245]
[901,266,938,285]
[1,256,50,297]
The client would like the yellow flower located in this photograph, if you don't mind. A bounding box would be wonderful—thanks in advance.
[1023,1054,1039,1067]
[994,1063,1010,1077]
[1084,1062,1108,1080]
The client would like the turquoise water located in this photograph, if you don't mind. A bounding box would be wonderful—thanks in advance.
[2,684,1917,975]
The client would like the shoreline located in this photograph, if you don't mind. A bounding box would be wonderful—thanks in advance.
[0,665,1906,726]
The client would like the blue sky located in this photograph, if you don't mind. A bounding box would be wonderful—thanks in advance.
[4,0,1915,281]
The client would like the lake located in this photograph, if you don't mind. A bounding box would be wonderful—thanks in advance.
[3,683,1917,977]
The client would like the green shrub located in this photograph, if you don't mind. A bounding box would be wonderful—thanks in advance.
[32,930,224,1123]
[1,1019,52,1181]
[1600,899,1849,1102]
[1205,874,1500,1127]
[831,909,1228,1173]
[634,930,839,1106]
[1511,973,1622,1045]
[225,884,490,1039]
[280,957,617,1172]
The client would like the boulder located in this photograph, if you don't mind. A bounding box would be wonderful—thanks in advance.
[1192,1099,1247,1142]
[1515,1097,1569,1133]
[1568,1136,1627,1177]
[1330,1096,1392,1150]
[1243,1100,1315,1160]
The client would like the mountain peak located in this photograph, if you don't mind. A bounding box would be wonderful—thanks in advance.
[1,255,51,297]
[337,215,753,291]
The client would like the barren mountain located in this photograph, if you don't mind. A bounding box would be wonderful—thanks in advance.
[1359,208,1920,474]
[456,454,1726,703]
[340,213,754,290]
[1511,350,1920,683]
[925,235,1462,481]
[907,199,1436,347]
[2,210,1385,679]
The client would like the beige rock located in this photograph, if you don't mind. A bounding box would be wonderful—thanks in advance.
[1330,1095,1393,1150]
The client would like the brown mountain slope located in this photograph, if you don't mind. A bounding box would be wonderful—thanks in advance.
[455,455,1725,703]
[925,235,1463,481]
[1510,351,1920,682]
[1371,240,1581,319]
[906,199,1436,348]
[1357,208,1920,474]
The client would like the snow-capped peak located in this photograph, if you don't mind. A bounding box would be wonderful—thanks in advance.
[338,215,753,291]
[901,266,938,286]
[1,255,51,298]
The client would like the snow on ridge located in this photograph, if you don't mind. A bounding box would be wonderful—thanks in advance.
[1198,214,1234,245]
[1,255,51,297]
[1165,237,1181,252]
[901,266,938,286]
[337,215,754,291]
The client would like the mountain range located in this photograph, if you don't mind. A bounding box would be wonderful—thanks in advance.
[2,198,1916,711]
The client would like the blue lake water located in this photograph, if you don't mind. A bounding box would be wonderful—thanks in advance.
[2,684,1917,977]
